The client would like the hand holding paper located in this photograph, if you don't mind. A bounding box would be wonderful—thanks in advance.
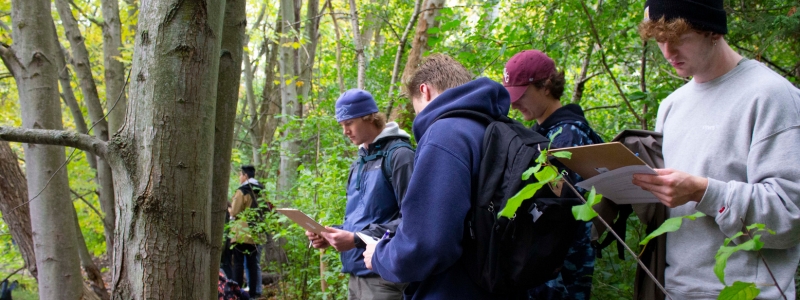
[632,168,709,207]
[576,165,660,204]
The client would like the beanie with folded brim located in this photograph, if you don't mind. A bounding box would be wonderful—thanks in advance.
[335,89,379,122]
[644,0,727,34]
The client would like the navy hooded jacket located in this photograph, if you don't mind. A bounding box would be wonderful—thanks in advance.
[370,78,524,299]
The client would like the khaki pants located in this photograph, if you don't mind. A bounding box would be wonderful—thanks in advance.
[348,274,407,300]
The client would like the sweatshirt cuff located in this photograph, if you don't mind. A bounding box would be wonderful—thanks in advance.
[694,178,728,217]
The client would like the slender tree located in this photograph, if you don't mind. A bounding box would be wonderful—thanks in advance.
[0,0,84,298]
[277,0,301,201]
[209,0,247,296]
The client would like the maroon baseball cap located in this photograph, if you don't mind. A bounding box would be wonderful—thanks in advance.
[503,50,556,103]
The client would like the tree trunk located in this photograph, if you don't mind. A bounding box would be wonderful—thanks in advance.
[108,0,224,298]
[5,1,84,298]
[348,0,366,89]
[396,0,445,128]
[209,0,246,297]
[326,0,346,93]
[571,0,603,104]
[243,47,262,166]
[299,0,321,103]
[100,0,128,135]
[56,43,98,170]
[385,0,423,116]
[55,0,117,258]
[277,0,301,201]
[258,40,281,168]
[72,203,111,300]
[0,141,37,280]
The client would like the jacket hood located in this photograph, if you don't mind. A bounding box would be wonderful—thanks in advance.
[361,122,411,149]
[412,77,510,141]
[534,104,589,131]
[239,178,264,189]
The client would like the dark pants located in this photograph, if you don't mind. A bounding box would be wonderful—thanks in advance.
[221,237,234,278]
[232,243,261,296]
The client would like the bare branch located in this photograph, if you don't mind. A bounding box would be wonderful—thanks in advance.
[68,0,104,27]
[584,105,620,112]
[0,126,107,158]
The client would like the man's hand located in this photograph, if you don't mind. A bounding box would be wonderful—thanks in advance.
[320,227,356,252]
[363,242,377,270]
[632,168,708,208]
[305,230,330,249]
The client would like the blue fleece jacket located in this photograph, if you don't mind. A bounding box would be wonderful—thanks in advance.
[371,78,520,299]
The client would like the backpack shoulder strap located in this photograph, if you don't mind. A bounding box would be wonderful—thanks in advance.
[381,139,414,183]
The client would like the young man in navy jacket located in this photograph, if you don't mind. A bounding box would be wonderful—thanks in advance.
[306,89,413,299]
[362,54,525,299]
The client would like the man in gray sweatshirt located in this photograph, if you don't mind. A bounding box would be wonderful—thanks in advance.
[632,0,800,299]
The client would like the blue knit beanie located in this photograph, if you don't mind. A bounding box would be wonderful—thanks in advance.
[335,89,379,122]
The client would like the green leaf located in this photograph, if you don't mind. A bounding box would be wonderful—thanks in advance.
[521,164,542,181]
[534,165,558,183]
[628,91,647,101]
[427,27,440,34]
[714,235,764,284]
[551,151,572,159]
[718,281,760,300]
[571,187,602,221]
[639,211,705,246]
[548,127,563,145]
[498,181,546,219]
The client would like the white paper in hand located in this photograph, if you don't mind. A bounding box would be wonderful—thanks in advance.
[576,165,660,204]
[356,232,378,245]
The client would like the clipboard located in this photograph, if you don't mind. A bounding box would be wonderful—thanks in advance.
[275,208,329,235]
[554,142,648,179]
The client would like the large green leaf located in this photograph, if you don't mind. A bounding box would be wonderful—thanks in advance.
[521,164,542,181]
[499,181,546,219]
[639,211,705,246]
[571,187,602,221]
[715,235,764,284]
[718,281,760,300]
[534,165,558,183]
[551,151,572,159]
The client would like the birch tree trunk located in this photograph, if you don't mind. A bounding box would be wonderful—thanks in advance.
[57,43,97,170]
[3,0,84,298]
[55,0,117,257]
[326,0,346,93]
[348,0,366,89]
[277,0,301,201]
[100,0,128,134]
[108,0,224,297]
[243,47,262,166]
[0,141,37,280]
[209,0,246,296]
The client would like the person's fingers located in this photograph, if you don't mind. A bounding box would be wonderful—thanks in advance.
[653,168,674,175]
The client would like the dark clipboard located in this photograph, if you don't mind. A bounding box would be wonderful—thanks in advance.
[276,208,329,235]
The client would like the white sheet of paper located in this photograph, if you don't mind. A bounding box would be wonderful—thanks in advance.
[576,165,661,204]
[356,232,378,245]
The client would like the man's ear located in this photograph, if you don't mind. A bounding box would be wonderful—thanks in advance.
[419,83,429,102]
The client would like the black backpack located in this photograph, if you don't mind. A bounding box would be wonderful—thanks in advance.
[239,183,271,228]
[435,110,583,295]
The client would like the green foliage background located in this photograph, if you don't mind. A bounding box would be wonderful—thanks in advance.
[1,0,798,298]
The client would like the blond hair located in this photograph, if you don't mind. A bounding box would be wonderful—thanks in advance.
[405,54,472,99]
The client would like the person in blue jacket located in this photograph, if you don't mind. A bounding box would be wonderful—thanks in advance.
[362,54,526,299]
[503,50,604,300]
[306,89,413,299]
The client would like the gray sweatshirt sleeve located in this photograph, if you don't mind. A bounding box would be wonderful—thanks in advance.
[695,127,800,249]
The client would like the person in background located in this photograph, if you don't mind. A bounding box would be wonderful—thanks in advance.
[229,165,264,298]
[503,49,604,300]
[632,0,800,298]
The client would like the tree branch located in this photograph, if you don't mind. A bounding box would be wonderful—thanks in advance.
[579,1,643,124]
[68,0,104,27]
[0,43,21,79]
[0,126,107,158]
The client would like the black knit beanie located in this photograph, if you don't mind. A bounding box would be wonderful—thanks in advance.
[644,0,727,34]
